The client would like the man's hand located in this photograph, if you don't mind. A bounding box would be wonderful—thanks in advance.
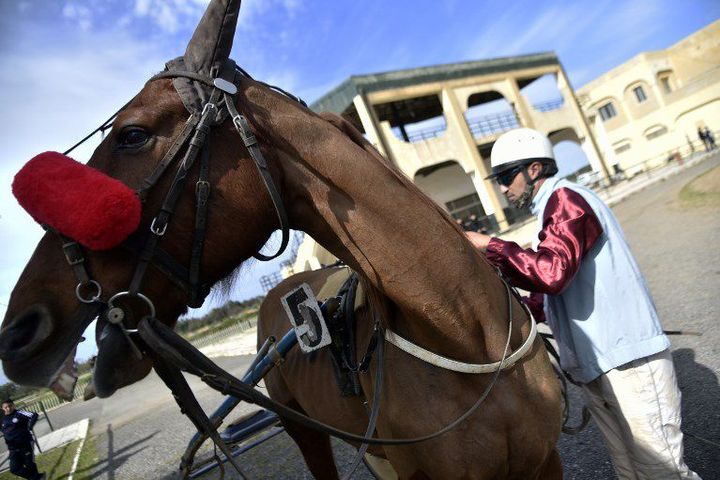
[465,231,492,250]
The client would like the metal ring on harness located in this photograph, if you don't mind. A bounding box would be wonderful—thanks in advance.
[107,291,156,332]
[75,280,102,304]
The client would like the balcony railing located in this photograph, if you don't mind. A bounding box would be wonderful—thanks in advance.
[395,98,565,143]
[532,98,564,112]
[405,125,446,142]
[466,111,519,138]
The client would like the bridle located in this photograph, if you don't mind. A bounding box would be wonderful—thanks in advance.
[56,60,297,316]
[50,60,528,478]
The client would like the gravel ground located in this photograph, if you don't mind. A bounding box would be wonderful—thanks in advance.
[31,153,720,479]
[556,153,720,480]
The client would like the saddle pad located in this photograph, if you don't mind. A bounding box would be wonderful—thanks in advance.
[316,266,365,311]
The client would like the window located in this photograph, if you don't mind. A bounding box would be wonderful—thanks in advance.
[657,70,675,93]
[645,126,668,140]
[660,77,672,93]
[633,86,647,103]
[614,143,631,154]
[598,102,617,121]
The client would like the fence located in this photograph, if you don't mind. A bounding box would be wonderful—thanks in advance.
[585,128,719,193]
[189,316,258,350]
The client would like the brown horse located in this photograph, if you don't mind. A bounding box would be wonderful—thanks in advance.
[0,0,562,478]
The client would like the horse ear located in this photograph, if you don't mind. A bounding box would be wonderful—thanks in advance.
[184,0,241,76]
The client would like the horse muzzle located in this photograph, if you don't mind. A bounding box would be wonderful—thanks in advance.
[0,302,97,398]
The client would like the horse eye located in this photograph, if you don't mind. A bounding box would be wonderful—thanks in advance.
[117,128,150,149]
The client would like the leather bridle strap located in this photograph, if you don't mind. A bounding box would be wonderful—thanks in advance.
[136,113,201,201]
[188,144,211,305]
[128,89,222,297]
[224,89,290,261]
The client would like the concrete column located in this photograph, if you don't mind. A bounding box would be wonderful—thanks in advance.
[442,87,509,229]
[352,93,395,163]
[557,65,612,183]
[507,77,536,128]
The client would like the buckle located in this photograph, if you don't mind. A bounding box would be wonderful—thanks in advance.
[150,217,168,236]
[62,241,84,266]
[195,180,210,197]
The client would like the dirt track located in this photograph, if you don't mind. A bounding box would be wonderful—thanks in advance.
[28,154,720,479]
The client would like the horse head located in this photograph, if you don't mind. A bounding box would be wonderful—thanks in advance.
[0,0,282,398]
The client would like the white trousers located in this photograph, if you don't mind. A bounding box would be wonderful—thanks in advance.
[581,349,701,480]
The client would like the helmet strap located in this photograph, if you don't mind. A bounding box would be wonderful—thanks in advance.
[512,168,536,209]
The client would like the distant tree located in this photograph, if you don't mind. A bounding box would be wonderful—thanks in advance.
[175,295,264,335]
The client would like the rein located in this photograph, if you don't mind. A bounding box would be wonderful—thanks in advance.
[131,277,516,447]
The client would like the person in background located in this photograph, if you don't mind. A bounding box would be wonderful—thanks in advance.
[1,399,45,480]
[703,126,716,150]
[698,126,710,151]
[466,127,701,480]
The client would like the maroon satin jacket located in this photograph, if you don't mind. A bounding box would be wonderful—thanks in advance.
[484,187,603,322]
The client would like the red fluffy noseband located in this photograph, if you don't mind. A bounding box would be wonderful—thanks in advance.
[12,152,141,250]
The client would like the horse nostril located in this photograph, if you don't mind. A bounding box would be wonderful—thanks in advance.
[0,304,54,361]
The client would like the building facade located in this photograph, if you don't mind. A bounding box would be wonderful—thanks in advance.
[578,20,720,176]
[292,52,606,272]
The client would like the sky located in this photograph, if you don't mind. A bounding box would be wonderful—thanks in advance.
[0,0,718,370]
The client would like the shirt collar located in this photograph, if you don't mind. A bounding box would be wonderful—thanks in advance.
[530,177,560,216]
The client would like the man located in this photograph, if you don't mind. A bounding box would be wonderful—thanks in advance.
[1,399,44,480]
[703,126,716,150]
[466,127,700,480]
[698,126,710,151]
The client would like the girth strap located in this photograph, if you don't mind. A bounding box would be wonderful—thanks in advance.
[384,314,537,373]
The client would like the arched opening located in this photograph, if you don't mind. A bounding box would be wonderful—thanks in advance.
[414,161,498,232]
[373,94,448,143]
[464,91,518,139]
[548,128,596,185]
[553,141,591,178]
[519,73,565,112]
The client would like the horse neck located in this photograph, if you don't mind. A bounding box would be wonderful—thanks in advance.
[243,84,511,360]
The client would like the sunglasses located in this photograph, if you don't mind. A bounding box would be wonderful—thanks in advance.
[496,167,524,187]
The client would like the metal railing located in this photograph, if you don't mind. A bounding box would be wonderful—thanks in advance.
[466,111,519,138]
[396,99,563,144]
[532,98,564,112]
[190,317,258,350]
[405,125,446,142]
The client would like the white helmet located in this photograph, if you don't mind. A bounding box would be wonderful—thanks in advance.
[489,127,557,178]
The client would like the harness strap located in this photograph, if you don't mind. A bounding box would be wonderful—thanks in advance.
[128,89,221,297]
[135,278,515,446]
[384,313,537,373]
[137,114,200,201]
[188,144,211,307]
[149,350,249,479]
[342,321,384,480]
[224,90,290,261]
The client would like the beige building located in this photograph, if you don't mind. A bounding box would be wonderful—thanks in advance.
[578,20,720,176]
[292,52,606,272]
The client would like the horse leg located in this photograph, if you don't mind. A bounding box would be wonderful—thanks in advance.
[281,399,340,480]
[537,449,563,480]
